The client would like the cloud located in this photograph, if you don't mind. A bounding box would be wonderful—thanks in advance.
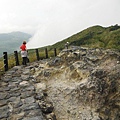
[26,0,120,49]
[0,0,120,49]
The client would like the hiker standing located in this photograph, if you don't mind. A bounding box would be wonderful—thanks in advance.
[65,42,69,49]
[20,41,28,65]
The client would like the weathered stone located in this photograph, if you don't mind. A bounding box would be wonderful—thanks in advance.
[9,112,24,120]
[0,86,10,92]
[39,101,54,114]
[0,112,9,119]
[0,93,8,100]
[21,85,35,91]
[8,82,18,88]
[19,81,29,86]
[24,96,35,104]
[44,70,50,77]
[8,97,18,102]
[21,74,30,80]
[45,112,57,120]
[21,103,40,111]
[23,116,44,120]
[0,106,9,119]
[2,77,11,82]
[9,92,21,98]
[35,83,46,92]
[12,107,22,114]
[0,82,8,86]
[11,77,22,83]
[6,70,16,75]
[23,69,30,75]
[25,109,42,117]
[0,100,7,107]
[35,93,44,100]
[10,86,20,92]
[20,91,34,99]
[12,97,23,108]
[0,47,119,120]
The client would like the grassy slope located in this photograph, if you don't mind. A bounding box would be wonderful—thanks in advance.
[0,25,120,75]
[27,25,119,61]
[47,25,120,50]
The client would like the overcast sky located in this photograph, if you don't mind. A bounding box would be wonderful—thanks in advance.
[0,0,120,49]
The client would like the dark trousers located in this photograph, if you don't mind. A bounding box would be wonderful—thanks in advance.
[22,57,27,65]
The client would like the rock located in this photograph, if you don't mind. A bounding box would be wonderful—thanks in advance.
[21,74,30,80]
[35,83,47,92]
[0,46,119,120]
[23,116,45,120]
[39,101,54,114]
[45,112,57,120]
[0,100,7,107]
[24,96,35,104]
[21,103,40,111]
[0,106,9,119]
[20,91,34,99]
[10,112,25,120]
[19,81,29,86]
[0,93,8,100]
[42,47,120,120]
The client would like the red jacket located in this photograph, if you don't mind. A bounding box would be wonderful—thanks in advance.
[20,44,26,51]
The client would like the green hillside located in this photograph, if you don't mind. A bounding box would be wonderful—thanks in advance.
[49,24,120,51]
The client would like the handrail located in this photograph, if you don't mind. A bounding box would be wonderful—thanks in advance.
[0,48,58,72]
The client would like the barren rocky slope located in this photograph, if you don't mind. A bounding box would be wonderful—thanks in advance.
[0,46,120,120]
[32,46,120,120]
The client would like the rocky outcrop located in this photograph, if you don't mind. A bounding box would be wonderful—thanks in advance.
[32,46,120,120]
[0,46,120,120]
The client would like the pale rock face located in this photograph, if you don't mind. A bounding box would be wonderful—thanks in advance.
[35,83,47,92]
[0,46,119,120]
[19,81,29,86]
[32,47,120,120]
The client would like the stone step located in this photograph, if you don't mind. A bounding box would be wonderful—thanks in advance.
[0,63,56,120]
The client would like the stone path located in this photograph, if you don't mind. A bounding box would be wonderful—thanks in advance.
[0,47,119,120]
[0,62,56,120]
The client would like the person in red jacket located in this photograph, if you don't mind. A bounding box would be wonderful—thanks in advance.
[20,41,28,65]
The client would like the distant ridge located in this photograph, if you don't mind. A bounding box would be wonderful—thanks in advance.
[49,24,120,51]
[0,24,120,57]
[0,31,32,56]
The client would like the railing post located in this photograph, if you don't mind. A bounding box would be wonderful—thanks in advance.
[54,48,57,57]
[45,48,48,59]
[3,52,8,71]
[35,49,40,61]
[14,51,19,66]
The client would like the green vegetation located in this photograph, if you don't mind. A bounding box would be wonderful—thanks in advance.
[0,24,120,76]
[45,24,120,51]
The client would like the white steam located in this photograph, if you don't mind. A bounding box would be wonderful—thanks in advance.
[26,0,120,49]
